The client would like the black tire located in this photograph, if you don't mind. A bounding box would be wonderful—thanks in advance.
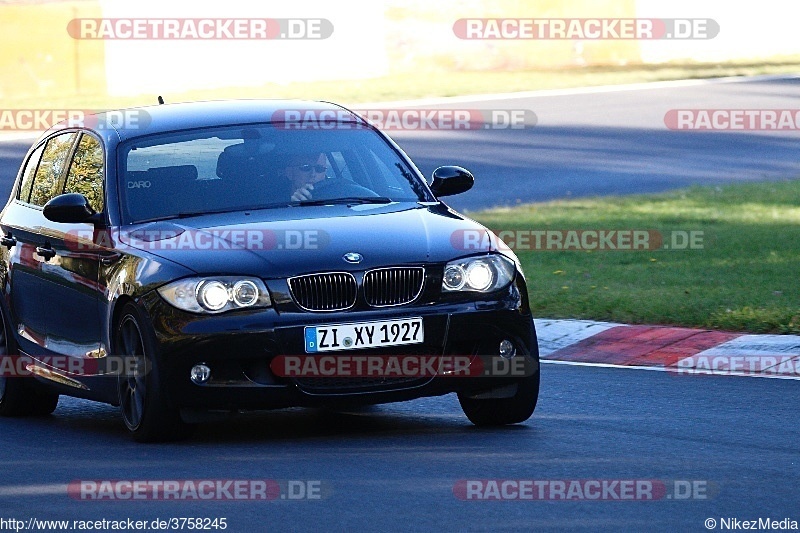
[116,302,194,442]
[458,370,540,426]
[0,306,59,417]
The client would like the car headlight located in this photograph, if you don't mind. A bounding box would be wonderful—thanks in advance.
[442,255,516,293]
[158,277,271,314]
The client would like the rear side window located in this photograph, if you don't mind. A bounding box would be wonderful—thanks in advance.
[29,132,77,207]
[64,134,104,212]
[17,144,45,203]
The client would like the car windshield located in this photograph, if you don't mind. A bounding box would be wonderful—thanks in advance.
[118,123,433,223]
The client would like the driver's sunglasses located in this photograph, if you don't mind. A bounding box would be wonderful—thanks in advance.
[297,164,327,173]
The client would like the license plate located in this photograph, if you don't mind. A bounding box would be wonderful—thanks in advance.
[304,318,424,353]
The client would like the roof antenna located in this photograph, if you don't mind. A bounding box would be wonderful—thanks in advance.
[157,95,165,105]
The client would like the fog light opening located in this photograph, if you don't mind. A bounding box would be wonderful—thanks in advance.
[499,340,516,359]
[190,364,212,384]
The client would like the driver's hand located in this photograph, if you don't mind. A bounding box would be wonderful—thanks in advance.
[291,183,314,202]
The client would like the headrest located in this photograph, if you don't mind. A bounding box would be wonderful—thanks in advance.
[145,165,198,182]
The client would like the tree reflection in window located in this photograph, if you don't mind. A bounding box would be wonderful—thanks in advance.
[29,133,76,207]
[65,134,104,213]
[18,144,44,203]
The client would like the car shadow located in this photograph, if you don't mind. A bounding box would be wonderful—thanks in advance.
[6,396,535,446]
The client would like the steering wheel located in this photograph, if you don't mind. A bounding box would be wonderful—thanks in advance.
[309,178,380,200]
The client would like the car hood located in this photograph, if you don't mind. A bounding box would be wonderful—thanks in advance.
[117,203,493,278]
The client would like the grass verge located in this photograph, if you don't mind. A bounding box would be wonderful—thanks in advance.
[470,180,800,334]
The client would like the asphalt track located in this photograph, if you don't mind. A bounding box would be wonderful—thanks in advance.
[0,365,797,531]
[389,75,800,212]
[0,77,798,531]
[2,76,800,212]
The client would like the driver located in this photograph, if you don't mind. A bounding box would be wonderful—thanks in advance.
[284,152,329,202]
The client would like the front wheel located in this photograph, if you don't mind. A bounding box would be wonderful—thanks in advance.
[0,305,58,417]
[116,303,194,442]
[458,370,540,426]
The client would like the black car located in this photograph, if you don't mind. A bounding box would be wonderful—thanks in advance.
[0,100,539,442]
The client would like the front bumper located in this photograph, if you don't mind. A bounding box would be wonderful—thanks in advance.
[139,277,539,411]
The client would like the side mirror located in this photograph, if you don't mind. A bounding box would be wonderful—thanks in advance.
[43,193,97,224]
[430,166,474,197]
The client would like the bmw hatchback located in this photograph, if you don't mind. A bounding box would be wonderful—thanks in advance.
[0,100,539,441]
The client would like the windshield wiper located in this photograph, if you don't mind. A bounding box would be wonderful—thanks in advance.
[293,197,393,207]
[175,203,292,218]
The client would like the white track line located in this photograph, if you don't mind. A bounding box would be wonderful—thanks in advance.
[3,74,797,142]
[0,483,67,496]
[540,359,800,380]
[353,74,800,108]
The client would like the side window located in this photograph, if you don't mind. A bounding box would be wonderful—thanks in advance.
[17,144,45,203]
[64,134,104,212]
[29,132,77,207]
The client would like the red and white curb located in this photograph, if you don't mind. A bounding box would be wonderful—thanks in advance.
[534,319,800,379]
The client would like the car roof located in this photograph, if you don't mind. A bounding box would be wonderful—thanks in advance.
[42,99,365,143]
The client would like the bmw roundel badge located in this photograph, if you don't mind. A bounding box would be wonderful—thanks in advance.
[343,252,363,264]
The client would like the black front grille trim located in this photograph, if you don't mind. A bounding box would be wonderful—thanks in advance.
[363,267,425,307]
[288,272,358,312]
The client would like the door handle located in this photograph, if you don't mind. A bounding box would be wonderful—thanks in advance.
[35,246,56,261]
[1,236,15,249]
